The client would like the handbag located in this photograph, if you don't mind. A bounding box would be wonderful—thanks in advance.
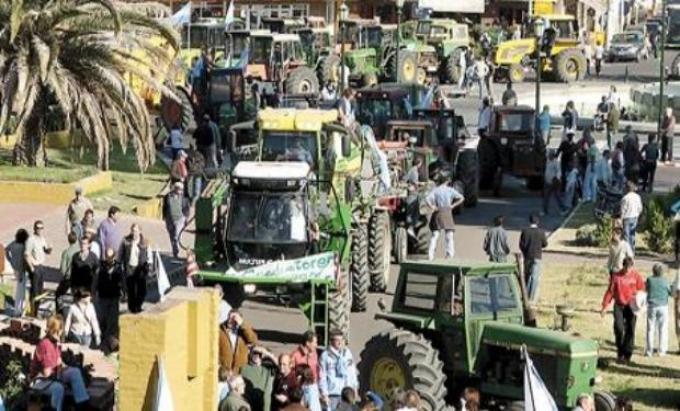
[631,291,647,316]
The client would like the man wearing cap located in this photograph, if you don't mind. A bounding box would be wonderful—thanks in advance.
[163,182,190,258]
[65,187,93,237]
[194,114,217,169]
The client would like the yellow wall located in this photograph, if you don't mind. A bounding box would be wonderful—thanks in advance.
[0,172,113,204]
[119,287,219,411]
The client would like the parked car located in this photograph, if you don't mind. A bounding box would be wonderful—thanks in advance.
[607,31,649,62]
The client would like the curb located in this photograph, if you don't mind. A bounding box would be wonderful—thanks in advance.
[0,171,113,205]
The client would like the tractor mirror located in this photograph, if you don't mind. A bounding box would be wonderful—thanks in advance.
[342,134,352,157]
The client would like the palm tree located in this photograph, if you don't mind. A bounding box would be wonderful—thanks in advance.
[0,0,179,171]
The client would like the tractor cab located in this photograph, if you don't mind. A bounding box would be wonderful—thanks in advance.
[205,67,249,141]
[360,259,605,411]
[355,86,416,139]
[179,20,228,66]
[225,161,318,270]
[260,17,306,34]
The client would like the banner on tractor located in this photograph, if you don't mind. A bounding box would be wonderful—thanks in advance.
[227,252,337,283]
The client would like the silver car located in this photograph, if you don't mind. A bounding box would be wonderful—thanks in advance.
[607,31,649,62]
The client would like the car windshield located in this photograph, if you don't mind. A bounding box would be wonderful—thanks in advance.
[261,131,317,169]
[612,33,642,43]
[499,113,534,132]
[363,28,382,48]
[228,192,308,243]
[669,9,680,45]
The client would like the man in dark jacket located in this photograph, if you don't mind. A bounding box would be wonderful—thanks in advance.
[97,248,123,352]
[70,236,99,295]
[519,214,548,302]
[163,182,191,258]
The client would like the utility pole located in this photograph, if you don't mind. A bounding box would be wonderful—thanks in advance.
[658,0,667,135]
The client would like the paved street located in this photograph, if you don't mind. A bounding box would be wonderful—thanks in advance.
[1,53,679,357]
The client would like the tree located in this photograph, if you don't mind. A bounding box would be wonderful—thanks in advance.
[0,0,179,170]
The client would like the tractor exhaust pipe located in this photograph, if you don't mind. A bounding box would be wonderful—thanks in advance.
[513,252,537,327]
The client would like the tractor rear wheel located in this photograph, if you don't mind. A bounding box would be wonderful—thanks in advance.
[359,329,447,411]
[594,391,617,411]
[394,226,408,264]
[368,212,391,293]
[350,224,369,312]
[389,51,418,84]
[554,49,587,83]
[329,267,350,337]
[285,66,320,95]
[444,50,464,84]
[319,54,341,87]
[160,86,195,131]
[456,149,479,207]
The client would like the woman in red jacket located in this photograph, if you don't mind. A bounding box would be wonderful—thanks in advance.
[601,256,645,363]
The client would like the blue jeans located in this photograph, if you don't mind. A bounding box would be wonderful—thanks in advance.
[189,175,203,201]
[646,304,669,355]
[524,259,542,302]
[33,367,90,411]
[68,332,92,348]
[623,217,638,252]
[583,167,597,202]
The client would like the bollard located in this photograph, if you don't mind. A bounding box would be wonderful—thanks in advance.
[624,65,629,83]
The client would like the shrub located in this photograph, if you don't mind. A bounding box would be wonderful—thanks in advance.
[575,215,614,248]
[0,359,27,408]
[644,197,674,254]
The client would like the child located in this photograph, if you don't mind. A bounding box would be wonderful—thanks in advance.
[563,159,580,209]
[483,215,510,262]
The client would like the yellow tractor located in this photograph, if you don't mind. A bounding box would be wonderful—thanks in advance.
[494,14,587,83]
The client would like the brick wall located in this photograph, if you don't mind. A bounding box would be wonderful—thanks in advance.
[119,287,219,411]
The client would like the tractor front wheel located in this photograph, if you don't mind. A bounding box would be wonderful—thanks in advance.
[368,212,391,292]
[329,267,350,336]
[359,329,447,411]
[350,224,369,312]
[319,54,341,87]
[285,66,320,95]
[508,63,525,83]
[408,219,431,256]
[389,52,418,84]
[444,49,464,84]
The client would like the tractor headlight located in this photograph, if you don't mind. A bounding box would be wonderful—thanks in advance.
[244,284,257,294]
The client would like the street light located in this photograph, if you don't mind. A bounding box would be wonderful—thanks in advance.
[395,0,405,83]
[534,18,546,123]
[340,1,349,93]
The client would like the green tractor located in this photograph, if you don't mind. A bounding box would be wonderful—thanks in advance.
[359,259,616,411]
[397,21,442,85]
[193,162,351,345]
[228,108,388,312]
[355,83,429,139]
[406,18,471,84]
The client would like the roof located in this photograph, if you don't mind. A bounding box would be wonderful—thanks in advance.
[232,161,310,180]
[400,259,517,275]
[258,108,339,131]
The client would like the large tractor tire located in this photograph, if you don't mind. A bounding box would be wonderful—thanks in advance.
[508,63,525,83]
[408,219,431,256]
[444,49,464,84]
[368,211,391,293]
[160,86,195,131]
[388,51,418,84]
[393,226,408,264]
[554,49,587,83]
[359,329,447,411]
[477,138,500,191]
[285,66,320,95]
[329,267,350,337]
[350,225,369,312]
[319,54,341,87]
[456,149,479,207]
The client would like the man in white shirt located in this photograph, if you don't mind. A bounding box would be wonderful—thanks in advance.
[542,151,567,216]
[594,42,604,76]
[474,60,490,99]
[24,220,52,315]
[620,181,643,252]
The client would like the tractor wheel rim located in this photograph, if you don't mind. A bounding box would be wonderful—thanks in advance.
[299,79,312,93]
[511,68,522,82]
[370,357,406,401]
[566,59,578,76]
[403,60,415,81]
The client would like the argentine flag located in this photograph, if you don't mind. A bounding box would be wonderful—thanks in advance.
[523,345,558,411]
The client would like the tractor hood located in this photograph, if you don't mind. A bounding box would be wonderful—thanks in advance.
[481,322,598,357]
[494,39,536,65]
